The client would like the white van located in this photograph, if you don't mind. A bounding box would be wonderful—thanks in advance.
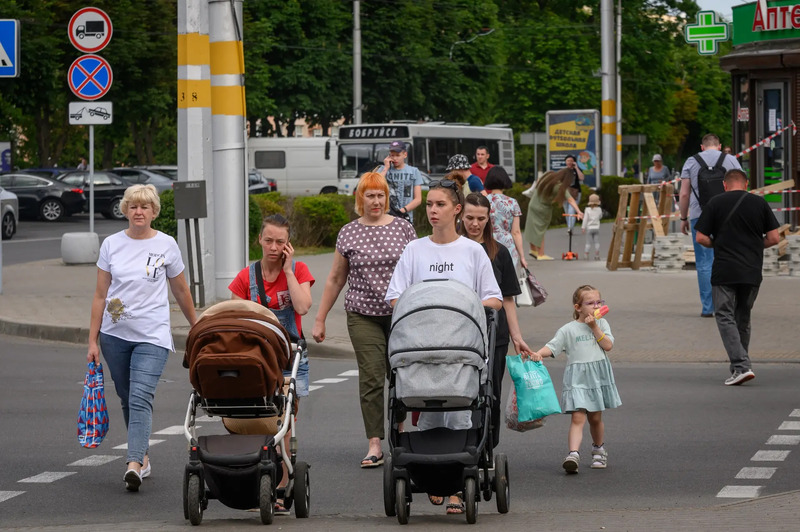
[247,137,338,196]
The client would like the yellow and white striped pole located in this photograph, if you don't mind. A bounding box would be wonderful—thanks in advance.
[178,0,216,301]
[208,0,247,297]
[600,0,618,177]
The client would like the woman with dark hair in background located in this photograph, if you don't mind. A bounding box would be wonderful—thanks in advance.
[483,166,527,272]
[522,169,583,260]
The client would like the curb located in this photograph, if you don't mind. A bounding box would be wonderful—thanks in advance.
[0,317,356,361]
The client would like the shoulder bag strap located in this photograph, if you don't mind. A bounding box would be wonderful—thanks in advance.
[252,262,270,308]
[689,153,705,204]
[713,192,749,246]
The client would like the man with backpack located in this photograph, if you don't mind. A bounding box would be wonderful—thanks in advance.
[678,134,742,318]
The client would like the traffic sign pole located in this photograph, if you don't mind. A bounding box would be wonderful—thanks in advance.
[89,125,95,234]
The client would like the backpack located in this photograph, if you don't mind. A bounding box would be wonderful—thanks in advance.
[690,152,727,207]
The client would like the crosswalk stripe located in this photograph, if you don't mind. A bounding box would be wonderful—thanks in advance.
[308,385,323,392]
[716,485,762,498]
[196,416,219,423]
[0,491,25,503]
[338,370,360,377]
[778,421,800,430]
[18,472,76,483]
[313,378,347,384]
[153,425,190,435]
[789,409,800,417]
[68,455,121,466]
[751,450,790,461]
[766,434,800,445]
[113,439,165,450]
[735,467,776,479]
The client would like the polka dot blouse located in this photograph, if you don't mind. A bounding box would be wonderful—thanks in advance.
[336,217,417,316]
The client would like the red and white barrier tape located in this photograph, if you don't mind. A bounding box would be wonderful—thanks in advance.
[735,121,797,159]
[618,206,800,222]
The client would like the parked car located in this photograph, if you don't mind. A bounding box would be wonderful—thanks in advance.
[1,185,19,239]
[57,171,132,220]
[248,169,278,194]
[18,167,77,180]
[111,167,174,193]
[138,165,178,179]
[0,173,86,222]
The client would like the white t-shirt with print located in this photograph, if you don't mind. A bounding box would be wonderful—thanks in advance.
[385,235,502,304]
[97,230,186,351]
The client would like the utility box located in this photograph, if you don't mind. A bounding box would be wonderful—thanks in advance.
[173,180,207,219]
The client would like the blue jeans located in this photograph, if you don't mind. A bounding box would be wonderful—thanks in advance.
[99,333,169,465]
[563,191,581,231]
[690,218,714,315]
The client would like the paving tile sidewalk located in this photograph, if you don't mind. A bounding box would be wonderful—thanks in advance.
[2,224,797,364]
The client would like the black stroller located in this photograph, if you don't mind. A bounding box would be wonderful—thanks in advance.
[383,279,509,524]
[181,300,310,525]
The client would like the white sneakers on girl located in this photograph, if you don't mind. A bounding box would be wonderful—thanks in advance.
[124,469,142,491]
[562,451,580,474]
[591,447,608,469]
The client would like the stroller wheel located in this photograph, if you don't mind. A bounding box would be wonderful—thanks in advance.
[186,474,204,526]
[494,453,510,514]
[395,478,410,525]
[259,474,274,525]
[383,455,396,517]
[294,461,310,518]
[464,477,477,524]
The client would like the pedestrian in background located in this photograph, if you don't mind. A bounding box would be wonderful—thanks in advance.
[581,194,603,260]
[563,155,584,234]
[483,165,527,271]
[312,172,416,468]
[471,145,494,183]
[532,284,621,474]
[445,154,484,195]
[522,169,583,260]
[77,157,87,171]
[679,133,742,318]
[87,184,197,491]
[646,154,671,204]
[379,140,423,222]
[694,169,780,386]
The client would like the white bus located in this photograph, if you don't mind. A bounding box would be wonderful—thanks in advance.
[336,122,515,193]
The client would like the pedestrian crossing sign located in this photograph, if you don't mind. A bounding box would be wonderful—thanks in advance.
[0,19,20,78]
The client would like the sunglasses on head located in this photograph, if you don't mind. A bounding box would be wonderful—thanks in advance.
[428,179,458,190]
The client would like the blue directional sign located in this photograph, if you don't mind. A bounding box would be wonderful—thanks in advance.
[68,54,113,101]
[0,19,20,78]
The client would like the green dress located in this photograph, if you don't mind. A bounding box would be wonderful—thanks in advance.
[523,187,554,248]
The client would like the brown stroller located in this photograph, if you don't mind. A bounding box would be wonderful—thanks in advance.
[182,300,310,525]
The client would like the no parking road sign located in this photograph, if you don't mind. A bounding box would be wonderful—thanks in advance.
[68,54,113,101]
[68,7,113,53]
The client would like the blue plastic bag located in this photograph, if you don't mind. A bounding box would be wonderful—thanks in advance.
[77,362,109,448]
[506,355,561,422]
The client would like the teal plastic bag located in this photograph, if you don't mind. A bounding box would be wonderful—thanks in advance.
[506,355,561,422]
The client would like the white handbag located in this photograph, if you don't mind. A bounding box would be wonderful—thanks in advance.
[515,272,533,307]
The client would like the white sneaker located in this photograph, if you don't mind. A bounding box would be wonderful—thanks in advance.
[725,370,755,386]
[140,461,151,479]
[562,452,579,474]
[591,448,608,469]
[124,469,142,491]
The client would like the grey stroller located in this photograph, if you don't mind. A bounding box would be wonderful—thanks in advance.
[383,279,509,524]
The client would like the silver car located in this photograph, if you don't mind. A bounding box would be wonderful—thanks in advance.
[1,185,19,240]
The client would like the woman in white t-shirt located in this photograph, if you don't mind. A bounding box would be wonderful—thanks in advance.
[87,184,197,492]
[385,178,501,514]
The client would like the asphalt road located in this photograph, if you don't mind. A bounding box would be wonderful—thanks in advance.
[2,335,799,529]
[1,215,126,265]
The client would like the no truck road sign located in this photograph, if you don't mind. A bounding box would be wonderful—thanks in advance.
[68,7,113,53]
[68,54,113,101]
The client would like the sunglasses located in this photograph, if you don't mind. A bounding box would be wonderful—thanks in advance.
[428,179,458,190]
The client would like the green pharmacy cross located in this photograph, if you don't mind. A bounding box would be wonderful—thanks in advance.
[685,10,729,55]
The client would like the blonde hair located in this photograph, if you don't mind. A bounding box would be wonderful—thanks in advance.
[572,284,599,320]
[354,172,390,216]
[120,184,161,218]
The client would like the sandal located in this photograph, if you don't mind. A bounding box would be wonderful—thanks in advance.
[360,453,384,468]
[428,494,444,505]
[274,498,290,516]
[446,501,465,514]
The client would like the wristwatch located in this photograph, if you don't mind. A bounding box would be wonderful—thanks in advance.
[680,216,688,221]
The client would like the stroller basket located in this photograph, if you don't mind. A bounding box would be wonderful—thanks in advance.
[388,279,488,408]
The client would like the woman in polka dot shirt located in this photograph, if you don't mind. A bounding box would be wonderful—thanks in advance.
[312,172,416,468]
